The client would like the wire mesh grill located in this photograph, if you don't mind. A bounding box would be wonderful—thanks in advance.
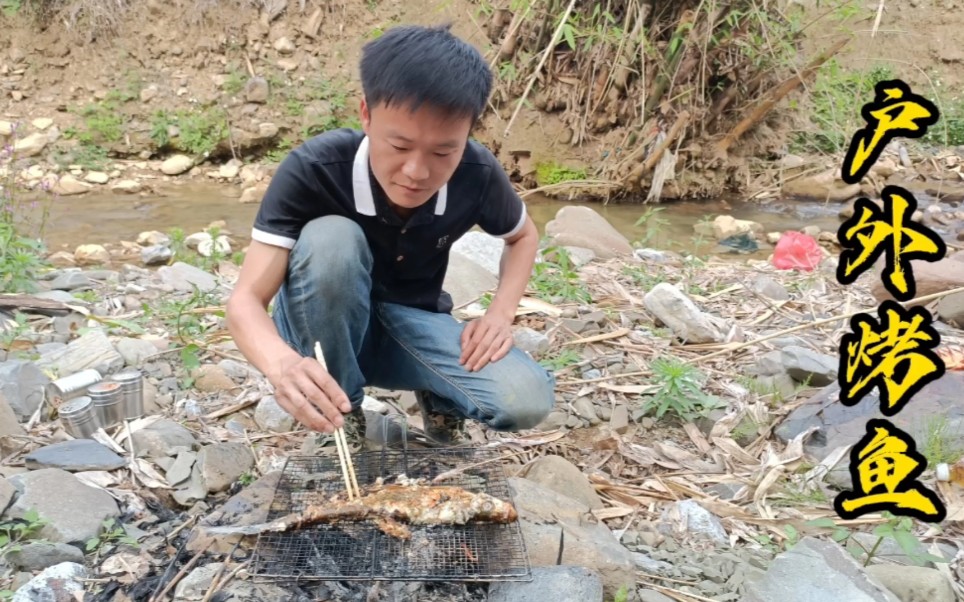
[250,447,531,582]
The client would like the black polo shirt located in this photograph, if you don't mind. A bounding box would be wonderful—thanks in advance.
[251,128,526,313]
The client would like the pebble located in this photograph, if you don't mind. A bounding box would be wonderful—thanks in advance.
[24,439,126,472]
[5,542,85,571]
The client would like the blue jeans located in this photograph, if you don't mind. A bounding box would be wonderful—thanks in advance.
[271,215,556,431]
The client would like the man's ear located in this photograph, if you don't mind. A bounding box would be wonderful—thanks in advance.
[360,98,371,134]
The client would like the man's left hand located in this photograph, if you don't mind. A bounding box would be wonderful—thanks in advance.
[459,312,514,372]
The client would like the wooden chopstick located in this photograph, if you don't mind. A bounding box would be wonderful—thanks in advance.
[313,342,360,500]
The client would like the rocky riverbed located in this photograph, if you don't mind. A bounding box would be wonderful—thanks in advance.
[3,187,964,601]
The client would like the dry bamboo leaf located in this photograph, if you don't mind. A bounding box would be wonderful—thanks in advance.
[618,441,661,467]
[753,465,786,512]
[803,444,851,486]
[562,328,631,346]
[683,422,712,455]
[592,506,635,520]
[131,458,172,489]
[712,437,759,466]
[709,410,743,439]
[488,430,567,447]
[518,296,564,316]
[765,426,819,469]
[74,471,121,489]
[597,382,655,394]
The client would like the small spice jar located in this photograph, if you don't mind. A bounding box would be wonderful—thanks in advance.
[46,369,102,406]
[88,381,125,427]
[110,369,144,420]
[59,395,98,439]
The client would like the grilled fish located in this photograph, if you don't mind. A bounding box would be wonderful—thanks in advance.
[204,478,517,540]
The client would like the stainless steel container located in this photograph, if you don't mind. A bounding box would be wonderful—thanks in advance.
[46,369,102,406]
[88,381,125,427]
[59,395,98,439]
[110,369,144,419]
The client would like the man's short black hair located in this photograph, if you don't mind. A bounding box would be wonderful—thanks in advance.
[360,24,493,124]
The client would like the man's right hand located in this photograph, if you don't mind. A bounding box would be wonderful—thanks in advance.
[271,355,352,433]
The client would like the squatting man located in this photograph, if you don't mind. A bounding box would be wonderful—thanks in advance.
[225,24,556,449]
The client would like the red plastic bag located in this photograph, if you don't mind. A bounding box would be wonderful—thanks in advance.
[771,231,823,271]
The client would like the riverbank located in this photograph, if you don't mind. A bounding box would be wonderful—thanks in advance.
[2,205,963,601]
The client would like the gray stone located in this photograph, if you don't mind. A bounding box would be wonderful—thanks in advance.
[936,290,964,326]
[254,395,295,433]
[1,477,15,514]
[172,463,207,507]
[451,231,505,276]
[198,443,254,493]
[0,392,26,438]
[11,562,87,602]
[6,469,120,544]
[4,542,85,571]
[563,246,596,267]
[244,76,270,103]
[864,565,956,602]
[52,312,85,337]
[775,372,964,462]
[755,373,799,400]
[161,155,193,176]
[443,252,497,307]
[0,360,50,421]
[175,563,224,600]
[780,346,838,386]
[35,329,124,377]
[116,337,158,366]
[141,244,173,266]
[48,271,92,291]
[849,532,957,567]
[750,350,786,377]
[165,450,197,486]
[130,419,197,458]
[643,283,734,344]
[218,581,294,601]
[658,500,728,546]
[217,359,261,380]
[751,275,790,301]
[632,552,675,574]
[638,592,675,602]
[508,477,636,599]
[610,404,630,433]
[744,537,899,602]
[545,206,633,259]
[513,327,549,357]
[156,262,218,293]
[519,454,604,509]
[572,397,599,424]
[24,439,126,472]
[488,566,604,602]
[188,471,281,554]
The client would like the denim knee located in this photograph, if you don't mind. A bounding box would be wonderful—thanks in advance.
[289,215,371,300]
[483,351,555,431]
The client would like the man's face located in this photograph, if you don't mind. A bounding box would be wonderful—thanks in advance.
[361,99,472,212]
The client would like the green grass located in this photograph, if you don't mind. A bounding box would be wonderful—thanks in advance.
[534,162,587,186]
[920,415,963,467]
[640,356,723,421]
[529,246,591,303]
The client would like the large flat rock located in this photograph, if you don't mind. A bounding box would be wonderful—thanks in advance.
[775,371,964,461]
[24,439,127,472]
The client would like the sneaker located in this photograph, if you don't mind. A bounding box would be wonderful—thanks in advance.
[414,391,468,446]
[305,409,370,454]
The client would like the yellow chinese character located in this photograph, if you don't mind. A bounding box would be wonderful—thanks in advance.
[835,419,946,522]
[839,300,945,415]
[841,79,939,184]
[836,186,946,301]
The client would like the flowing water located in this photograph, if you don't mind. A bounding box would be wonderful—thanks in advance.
[32,180,846,258]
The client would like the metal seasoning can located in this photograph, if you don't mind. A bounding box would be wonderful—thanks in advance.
[88,381,125,427]
[110,369,144,420]
[59,395,98,439]
[46,369,103,407]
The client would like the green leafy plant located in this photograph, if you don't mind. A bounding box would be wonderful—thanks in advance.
[920,415,963,467]
[539,348,583,371]
[0,509,49,558]
[529,246,591,303]
[86,518,137,553]
[805,513,947,566]
[641,356,722,421]
[1,131,52,292]
[534,162,587,186]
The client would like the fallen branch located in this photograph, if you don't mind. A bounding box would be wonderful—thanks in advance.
[625,110,691,186]
[713,37,849,157]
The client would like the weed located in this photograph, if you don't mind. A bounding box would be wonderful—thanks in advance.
[1,135,52,292]
[0,312,30,351]
[529,247,591,303]
[539,348,583,371]
[920,415,963,467]
[925,95,964,147]
[86,518,137,553]
[0,509,48,559]
[633,206,670,248]
[792,61,894,155]
[805,513,947,567]
[238,472,256,486]
[150,108,227,156]
[641,356,722,421]
[0,0,21,17]
[611,584,630,602]
[223,70,247,96]
[534,162,587,186]
[72,101,126,145]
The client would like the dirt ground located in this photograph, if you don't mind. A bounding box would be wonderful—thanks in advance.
[1,0,963,197]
